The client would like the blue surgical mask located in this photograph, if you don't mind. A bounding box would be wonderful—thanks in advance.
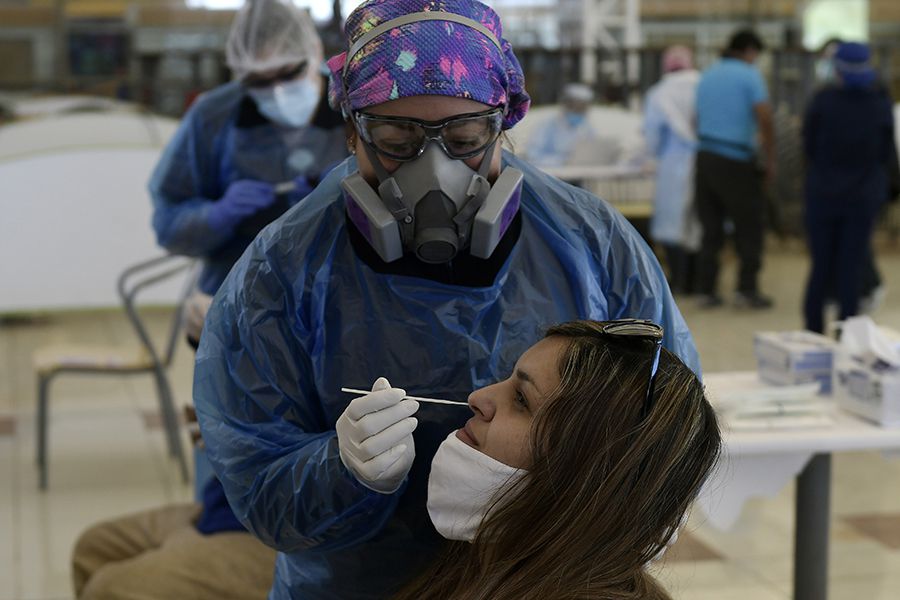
[249,77,320,127]
[565,112,586,127]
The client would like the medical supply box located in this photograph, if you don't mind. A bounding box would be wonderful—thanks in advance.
[754,331,837,393]
[833,326,900,428]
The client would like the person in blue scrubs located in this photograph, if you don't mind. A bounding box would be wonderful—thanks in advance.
[802,42,896,333]
[194,1,699,598]
[694,29,775,309]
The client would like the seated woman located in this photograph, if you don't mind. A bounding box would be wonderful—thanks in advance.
[398,319,721,600]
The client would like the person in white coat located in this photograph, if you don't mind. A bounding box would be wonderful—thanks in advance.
[643,46,701,294]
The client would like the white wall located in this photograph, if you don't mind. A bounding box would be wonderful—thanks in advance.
[1,110,181,313]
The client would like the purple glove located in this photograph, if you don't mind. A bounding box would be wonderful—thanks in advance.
[208,179,276,233]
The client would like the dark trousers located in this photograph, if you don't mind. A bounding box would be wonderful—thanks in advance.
[662,244,697,295]
[695,151,765,295]
[804,211,876,333]
[826,244,881,301]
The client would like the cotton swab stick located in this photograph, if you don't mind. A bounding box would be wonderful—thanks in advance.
[340,387,469,407]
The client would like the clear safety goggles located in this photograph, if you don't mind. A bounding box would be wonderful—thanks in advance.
[596,319,663,420]
[352,108,504,162]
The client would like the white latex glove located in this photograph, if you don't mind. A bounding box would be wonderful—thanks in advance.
[336,377,419,494]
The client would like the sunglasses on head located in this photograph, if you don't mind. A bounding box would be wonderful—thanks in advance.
[352,107,504,162]
[595,319,664,421]
[243,61,308,89]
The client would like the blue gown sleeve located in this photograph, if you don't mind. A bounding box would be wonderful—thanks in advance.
[193,249,400,553]
[577,188,702,377]
[148,102,237,256]
[599,204,701,375]
[510,156,701,376]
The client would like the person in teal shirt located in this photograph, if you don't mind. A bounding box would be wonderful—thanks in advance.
[694,29,775,309]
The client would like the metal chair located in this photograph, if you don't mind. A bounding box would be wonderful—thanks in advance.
[33,255,198,489]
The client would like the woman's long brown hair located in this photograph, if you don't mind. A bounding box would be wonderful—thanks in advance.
[393,320,721,600]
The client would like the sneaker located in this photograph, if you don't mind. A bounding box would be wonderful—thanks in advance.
[734,291,773,309]
[695,294,724,308]
[859,285,887,314]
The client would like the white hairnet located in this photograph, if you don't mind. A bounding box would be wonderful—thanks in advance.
[226,0,323,78]
[562,83,594,103]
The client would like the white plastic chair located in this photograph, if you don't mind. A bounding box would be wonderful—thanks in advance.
[33,255,197,489]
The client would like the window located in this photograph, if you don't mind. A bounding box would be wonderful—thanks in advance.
[803,0,868,50]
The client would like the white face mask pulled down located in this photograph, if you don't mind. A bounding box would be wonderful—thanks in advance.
[427,432,525,542]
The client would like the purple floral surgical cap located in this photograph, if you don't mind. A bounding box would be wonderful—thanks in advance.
[327,0,530,129]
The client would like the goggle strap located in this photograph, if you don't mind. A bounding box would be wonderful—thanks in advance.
[344,12,503,78]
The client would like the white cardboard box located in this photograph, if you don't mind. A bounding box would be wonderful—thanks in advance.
[754,331,837,393]
[833,326,900,427]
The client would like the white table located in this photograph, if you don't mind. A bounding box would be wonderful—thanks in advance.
[698,372,900,600]
[540,163,655,219]
[539,163,647,181]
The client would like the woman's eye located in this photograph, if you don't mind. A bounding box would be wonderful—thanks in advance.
[514,390,529,411]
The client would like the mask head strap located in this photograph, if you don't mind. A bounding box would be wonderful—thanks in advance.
[357,142,414,242]
[453,140,497,245]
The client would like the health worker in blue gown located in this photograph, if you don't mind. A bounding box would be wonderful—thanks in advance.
[148,0,347,297]
[802,42,896,333]
[194,1,700,599]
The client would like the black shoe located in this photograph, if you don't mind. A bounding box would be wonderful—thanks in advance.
[734,291,773,309]
[695,294,724,308]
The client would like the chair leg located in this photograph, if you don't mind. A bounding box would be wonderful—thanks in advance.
[36,374,51,491]
[152,369,189,484]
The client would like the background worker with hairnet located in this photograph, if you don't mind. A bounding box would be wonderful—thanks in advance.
[525,82,602,168]
[69,2,345,598]
[643,45,702,295]
[193,0,699,598]
[150,0,347,336]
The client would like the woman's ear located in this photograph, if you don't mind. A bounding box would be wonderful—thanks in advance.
[345,122,358,155]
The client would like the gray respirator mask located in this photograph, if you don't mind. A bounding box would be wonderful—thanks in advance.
[338,10,524,264]
[342,116,523,264]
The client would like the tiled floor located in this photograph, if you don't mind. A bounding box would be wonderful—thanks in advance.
[2,240,900,599]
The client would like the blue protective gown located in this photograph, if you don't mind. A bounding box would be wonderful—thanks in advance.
[148,79,347,294]
[644,70,701,249]
[194,152,699,599]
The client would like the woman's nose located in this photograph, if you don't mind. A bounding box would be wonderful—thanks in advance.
[468,383,497,421]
